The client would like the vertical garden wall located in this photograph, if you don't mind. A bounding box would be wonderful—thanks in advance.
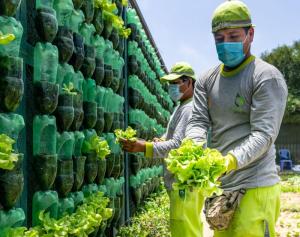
[0,0,26,235]
[0,0,171,236]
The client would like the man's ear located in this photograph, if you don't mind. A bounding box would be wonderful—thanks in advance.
[249,27,255,43]
[188,78,194,88]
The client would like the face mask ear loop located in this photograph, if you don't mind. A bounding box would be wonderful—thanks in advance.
[184,79,192,95]
[179,79,188,97]
[243,32,249,44]
[243,32,251,56]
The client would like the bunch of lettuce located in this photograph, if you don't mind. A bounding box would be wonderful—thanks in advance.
[94,0,117,12]
[82,135,111,160]
[94,0,131,38]
[114,126,137,143]
[7,192,112,237]
[62,82,77,96]
[0,134,19,170]
[166,139,227,197]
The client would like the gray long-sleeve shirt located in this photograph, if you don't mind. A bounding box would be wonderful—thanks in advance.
[186,57,288,191]
[152,98,193,190]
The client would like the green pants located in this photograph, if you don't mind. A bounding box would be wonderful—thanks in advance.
[214,184,281,237]
[168,188,204,237]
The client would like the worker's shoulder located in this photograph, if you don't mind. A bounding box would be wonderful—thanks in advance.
[253,57,285,82]
[178,100,193,115]
[196,65,221,88]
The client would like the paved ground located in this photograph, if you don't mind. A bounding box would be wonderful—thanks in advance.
[276,192,300,237]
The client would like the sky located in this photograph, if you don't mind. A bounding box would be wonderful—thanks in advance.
[137,0,300,75]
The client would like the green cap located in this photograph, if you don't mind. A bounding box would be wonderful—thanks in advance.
[212,0,253,33]
[160,62,196,82]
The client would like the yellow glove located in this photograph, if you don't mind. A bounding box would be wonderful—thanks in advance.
[224,153,237,173]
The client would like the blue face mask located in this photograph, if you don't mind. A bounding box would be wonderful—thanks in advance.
[216,40,246,68]
[168,84,183,102]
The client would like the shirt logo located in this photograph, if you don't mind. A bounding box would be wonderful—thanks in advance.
[233,93,247,113]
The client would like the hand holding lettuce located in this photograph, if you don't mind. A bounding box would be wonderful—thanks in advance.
[114,126,137,143]
[115,127,149,153]
[166,139,227,197]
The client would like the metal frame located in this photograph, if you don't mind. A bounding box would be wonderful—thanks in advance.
[122,4,131,224]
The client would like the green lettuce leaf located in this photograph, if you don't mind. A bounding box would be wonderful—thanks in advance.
[82,135,111,160]
[0,134,19,170]
[166,139,226,197]
[114,126,137,143]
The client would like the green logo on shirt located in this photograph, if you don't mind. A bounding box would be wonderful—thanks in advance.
[233,93,246,113]
[235,93,245,107]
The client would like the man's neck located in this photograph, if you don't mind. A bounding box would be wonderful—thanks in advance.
[224,52,252,72]
[180,95,193,104]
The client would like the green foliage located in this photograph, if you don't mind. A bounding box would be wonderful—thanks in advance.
[0,134,19,170]
[119,27,131,39]
[281,174,300,193]
[94,0,131,38]
[130,166,163,189]
[114,126,137,143]
[6,226,41,237]
[117,190,171,237]
[7,192,112,237]
[261,41,300,93]
[94,0,117,12]
[286,94,300,114]
[261,40,300,124]
[82,135,111,160]
[121,0,128,6]
[62,82,77,96]
[166,139,226,196]
[283,94,300,124]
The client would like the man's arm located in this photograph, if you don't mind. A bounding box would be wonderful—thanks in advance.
[185,76,211,143]
[146,107,191,158]
[229,78,288,169]
[152,133,166,142]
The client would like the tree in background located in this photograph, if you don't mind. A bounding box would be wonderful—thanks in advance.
[261,41,300,123]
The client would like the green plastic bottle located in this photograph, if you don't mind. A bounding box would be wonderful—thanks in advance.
[36,0,55,8]
[56,132,75,160]
[69,9,85,33]
[82,78,96,102]
[79,22,96,46]
[73,131,85,157]
[32,191,58,226]
[0,208,25,229]
[34,42,58,83]
[73,70,84,93]
[92,35,106,59]
[82,184,98,197]
[68,191,84,207]
[57,197,74,218]
[0,17,23,57]
[53,0,74,27]
[0,113,24,150]
[33,115,57,156]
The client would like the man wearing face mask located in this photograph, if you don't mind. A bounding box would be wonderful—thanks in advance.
[186,1,288,237]
[121,62,204,237]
